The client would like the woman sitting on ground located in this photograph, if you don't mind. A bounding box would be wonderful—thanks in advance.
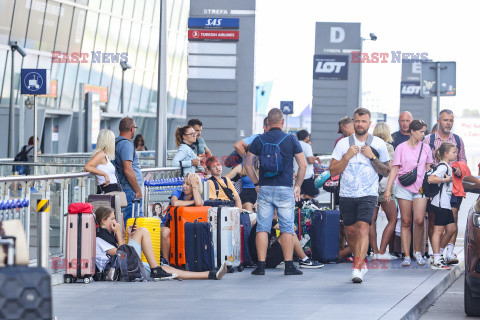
[95,206,227,280]
[161,173,204,260]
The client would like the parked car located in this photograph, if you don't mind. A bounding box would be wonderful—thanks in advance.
[463,176,480,317]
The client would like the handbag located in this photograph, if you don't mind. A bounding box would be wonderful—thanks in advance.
[398,143,423,187]
[106,190,128,208]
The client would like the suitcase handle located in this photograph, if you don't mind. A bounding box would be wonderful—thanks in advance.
[0,236,16,266]
[132,198,141,218]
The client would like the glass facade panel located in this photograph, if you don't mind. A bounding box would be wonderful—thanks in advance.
[25,0,47,50]
[40,1,61,52]
[54,4,74,52]
[9,0,29,45]
[0,48,8,104]
[0,0,15,44]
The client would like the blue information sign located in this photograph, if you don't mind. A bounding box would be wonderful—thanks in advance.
[280,101,294,115]
[188,18,239,29]
[21,69,49,95]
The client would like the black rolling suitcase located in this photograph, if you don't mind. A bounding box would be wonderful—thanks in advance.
[184,221,215,272]
[0,237,52,320]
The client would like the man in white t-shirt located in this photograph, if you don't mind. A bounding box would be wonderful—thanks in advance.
[329,108,390,284]
[294,130,319,199]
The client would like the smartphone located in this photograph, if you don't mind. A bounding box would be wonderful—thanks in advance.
[131,217,138,232]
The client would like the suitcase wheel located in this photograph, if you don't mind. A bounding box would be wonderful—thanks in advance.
[237,266,244,272]
[83,277,90,284]
[65,276,72,284]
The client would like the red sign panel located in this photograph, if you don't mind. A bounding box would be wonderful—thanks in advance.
[83,84,108,103]
[188,29,239,42]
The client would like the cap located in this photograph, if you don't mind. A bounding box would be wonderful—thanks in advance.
[337,117,352,133]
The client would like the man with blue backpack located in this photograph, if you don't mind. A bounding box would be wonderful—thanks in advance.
[245,108,307,276]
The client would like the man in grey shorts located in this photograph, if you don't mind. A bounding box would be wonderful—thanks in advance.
[329,108,390,283]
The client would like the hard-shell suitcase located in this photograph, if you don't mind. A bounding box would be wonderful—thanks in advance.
[64,203,96,283]
[310,209,340,263]
[169,206,209,268]
[184,221,215,272]
[208,206,241,269]
[126,198,161,265]
[240,211,253,266]
[0,237,52,320]
[88,194,124,227]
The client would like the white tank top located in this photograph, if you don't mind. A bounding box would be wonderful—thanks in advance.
[95,156,118,185]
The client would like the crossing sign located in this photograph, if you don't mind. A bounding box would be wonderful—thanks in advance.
[21,69,50,95]
[280,101,294,115]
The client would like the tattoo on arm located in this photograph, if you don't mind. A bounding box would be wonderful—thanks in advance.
[371,159,391,177]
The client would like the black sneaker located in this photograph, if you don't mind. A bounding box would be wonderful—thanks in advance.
[150,266,178,280]
[251,261,266,275]
[299,258,325,269]
[160,256,170,266]
[284,265,303,275]
[209,262,228,280]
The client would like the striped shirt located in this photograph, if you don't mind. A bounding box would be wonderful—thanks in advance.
[424,132,467,165]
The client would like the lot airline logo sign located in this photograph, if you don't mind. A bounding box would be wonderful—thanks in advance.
[313,55,349,80]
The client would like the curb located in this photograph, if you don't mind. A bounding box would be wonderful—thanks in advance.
[380,250,464,320]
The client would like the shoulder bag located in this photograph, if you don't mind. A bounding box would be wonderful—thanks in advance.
[398,143,423,187]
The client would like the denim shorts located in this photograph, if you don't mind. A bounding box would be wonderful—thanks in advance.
[128,239,150,274]
[395,183,423,201]
[256,186,295,234]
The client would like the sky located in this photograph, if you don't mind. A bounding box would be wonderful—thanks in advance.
[254,0,479,118]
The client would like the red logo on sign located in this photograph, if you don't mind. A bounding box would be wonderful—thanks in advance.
[188,30,239,41]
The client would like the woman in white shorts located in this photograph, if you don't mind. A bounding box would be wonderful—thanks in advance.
[384,120,433,267]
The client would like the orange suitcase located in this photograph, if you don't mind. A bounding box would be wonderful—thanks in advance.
[169,206,209,267]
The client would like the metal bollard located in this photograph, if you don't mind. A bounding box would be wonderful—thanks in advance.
[37,199,50,269]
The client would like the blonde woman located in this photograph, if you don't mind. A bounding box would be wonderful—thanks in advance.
[84,129,120,194]
[369,122,398,260]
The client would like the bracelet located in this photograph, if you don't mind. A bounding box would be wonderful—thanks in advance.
[254,182,259,187]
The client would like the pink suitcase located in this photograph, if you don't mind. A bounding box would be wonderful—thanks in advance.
[64,203,96,284]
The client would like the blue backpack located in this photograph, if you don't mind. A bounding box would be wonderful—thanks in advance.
[258,134,289,178]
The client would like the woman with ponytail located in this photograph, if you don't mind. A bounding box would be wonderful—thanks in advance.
[171,125,201,176]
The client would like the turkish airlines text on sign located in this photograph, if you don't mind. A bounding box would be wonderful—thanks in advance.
[400,81,421,97]
[313,55,348,80]
[188,30,239,42]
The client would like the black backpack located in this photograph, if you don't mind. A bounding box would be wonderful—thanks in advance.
[422,163,448,198]
[13,145,34,175]
[116,244,148,282]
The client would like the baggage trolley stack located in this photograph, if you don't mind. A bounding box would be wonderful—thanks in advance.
[144,178,184,217]
[0,198,30,233]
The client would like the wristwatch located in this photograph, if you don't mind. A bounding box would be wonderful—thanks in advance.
[370,155,377,161]
[254,182,259,186]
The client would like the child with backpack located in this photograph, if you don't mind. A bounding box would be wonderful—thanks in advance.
[205,156,243,210]
[95,207,227,280]
[427,142,458,270]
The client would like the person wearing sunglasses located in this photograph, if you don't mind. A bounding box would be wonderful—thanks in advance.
[171,125,202,176]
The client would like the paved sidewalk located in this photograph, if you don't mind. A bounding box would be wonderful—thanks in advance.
[52,256,463,320]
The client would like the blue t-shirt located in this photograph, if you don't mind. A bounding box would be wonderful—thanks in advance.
[114,137,143,191]
[168,188,185,204]
[243,134,259,146]
[392,131,410,150]
[249,128,302,187]
[241,175,255,189]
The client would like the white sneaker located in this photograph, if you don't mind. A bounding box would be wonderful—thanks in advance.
[361,264,368,277]
[351,269,363,283]
[431,258,451,270]
[376,253,398,260]
[401,258,411,267]
[414,252,426,266]
[371,253,378,260]
[444,253,459,265]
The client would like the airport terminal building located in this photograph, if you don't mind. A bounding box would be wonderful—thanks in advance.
[0,0,189,156]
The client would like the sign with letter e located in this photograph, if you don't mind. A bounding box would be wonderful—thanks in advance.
[280,101,294,115]
[21,69,50,95]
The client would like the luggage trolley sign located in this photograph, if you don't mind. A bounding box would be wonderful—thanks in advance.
[21,69,50,95]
